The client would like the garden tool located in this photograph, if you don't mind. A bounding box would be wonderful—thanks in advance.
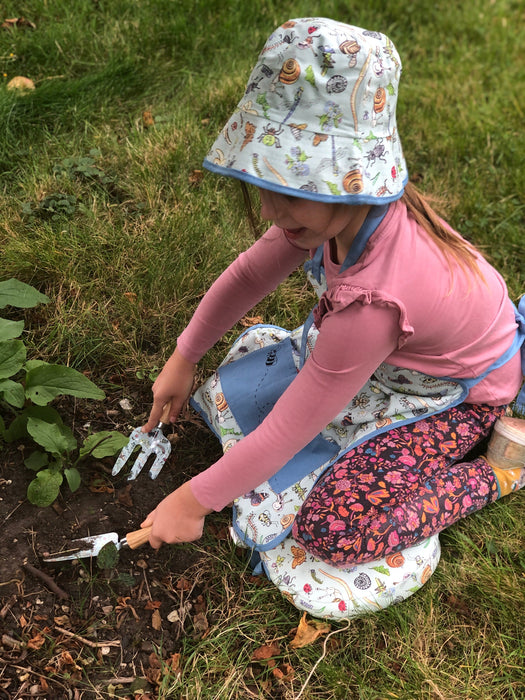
[42,526,152,562]
[112,404,172,480]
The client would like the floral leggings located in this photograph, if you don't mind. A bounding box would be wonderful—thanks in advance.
[292,403,507,567]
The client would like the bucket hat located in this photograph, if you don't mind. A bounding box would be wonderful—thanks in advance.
[203,18,408,204]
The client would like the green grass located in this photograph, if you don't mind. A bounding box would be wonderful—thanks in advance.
[1,0,524,698]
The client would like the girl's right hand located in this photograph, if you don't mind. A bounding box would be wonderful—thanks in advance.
[142,347,196,432]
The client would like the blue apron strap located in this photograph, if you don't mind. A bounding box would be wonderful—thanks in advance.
[339,204,389,273]
[306,245,325,284]
[514,296,525,413]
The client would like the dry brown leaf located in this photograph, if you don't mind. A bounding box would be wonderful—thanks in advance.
[176,576,192,591]
[53,615,70,627]
[272,663,295,681]
[1,17,36,29]
[188,169,204,186]
[142,110,155,128]
[145,600,162,610]
[289,613,331,649]
[168,652,182,678]
[26,631,46,650]
[240,315,264,327]
[192,612,209,636]
[251,641,280,665]
[151,609,162,631]
[58,651,78,670]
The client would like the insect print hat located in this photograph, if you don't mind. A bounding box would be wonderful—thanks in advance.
[203,17,408,204]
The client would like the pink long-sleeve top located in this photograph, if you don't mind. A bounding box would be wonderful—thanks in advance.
[178,200,522,511]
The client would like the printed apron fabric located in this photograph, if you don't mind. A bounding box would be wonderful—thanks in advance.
[191,321,467,551]
[191,322,458,618]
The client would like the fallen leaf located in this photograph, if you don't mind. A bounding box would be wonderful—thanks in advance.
[192,612,209,637]
[168,652,182,679]
[175,577,192,591]
[58,651,78,670]
[26,631,46,650]
[53,615,70,627]
[289,613,331,649]
[272,663,294,681]
[142,110,155,128]
[151,610,162,631]
[188,169,204,186]
[240,315,264,327]
[7,76,35,92]
[251,641,280,665]
[1,17,36,29]
[145,600,162,610]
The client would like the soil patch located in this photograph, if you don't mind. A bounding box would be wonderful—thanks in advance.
[0,390,227,698]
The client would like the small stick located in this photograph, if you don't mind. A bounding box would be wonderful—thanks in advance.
[22,563,69,600]
[54,625,121,648]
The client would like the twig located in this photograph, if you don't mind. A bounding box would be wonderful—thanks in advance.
[293,620,351,700]
[54,625,121,648]
[22,563,69,599]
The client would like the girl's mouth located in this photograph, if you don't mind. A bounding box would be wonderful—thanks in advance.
[283,227,306,237]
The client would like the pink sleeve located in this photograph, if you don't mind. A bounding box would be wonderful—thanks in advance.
[190,301,401,510]
[177,226,307,363]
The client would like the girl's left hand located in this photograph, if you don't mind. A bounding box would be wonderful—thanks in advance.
[141,481,213,549]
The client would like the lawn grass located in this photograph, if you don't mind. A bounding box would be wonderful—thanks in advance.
[1,0,524,698]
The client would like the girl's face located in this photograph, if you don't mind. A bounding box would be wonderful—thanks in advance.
[258,188,370,262]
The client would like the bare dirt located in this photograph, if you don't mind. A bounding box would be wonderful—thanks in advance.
[0,388,232,699]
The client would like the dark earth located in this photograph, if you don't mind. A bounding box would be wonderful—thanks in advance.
[0,386,242,699]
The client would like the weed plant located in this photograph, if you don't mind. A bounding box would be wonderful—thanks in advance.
[0,0,524,698]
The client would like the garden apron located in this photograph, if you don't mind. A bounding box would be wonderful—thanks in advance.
[191,207,525,619]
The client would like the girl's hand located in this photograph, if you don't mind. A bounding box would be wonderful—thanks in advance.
[142,347,196,432]
[141,481,212,549]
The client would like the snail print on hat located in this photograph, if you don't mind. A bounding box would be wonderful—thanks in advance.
[203,18,408,204]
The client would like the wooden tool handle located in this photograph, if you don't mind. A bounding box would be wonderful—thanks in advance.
[126,526,152,549]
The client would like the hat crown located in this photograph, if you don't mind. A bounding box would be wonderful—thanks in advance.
[250,19,400,139]
[204,18,407,204]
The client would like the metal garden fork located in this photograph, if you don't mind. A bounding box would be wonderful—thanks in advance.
[112,405,172,480]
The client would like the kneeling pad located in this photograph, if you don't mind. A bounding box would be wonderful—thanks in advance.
[258,534,441,620]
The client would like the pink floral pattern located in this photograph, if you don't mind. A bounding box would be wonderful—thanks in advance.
[292,403,506,566]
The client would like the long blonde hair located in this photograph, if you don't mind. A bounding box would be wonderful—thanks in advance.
[401,181,484,280]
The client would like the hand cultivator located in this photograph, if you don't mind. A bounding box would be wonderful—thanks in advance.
[112,405,172,480]
[43,526,152,562]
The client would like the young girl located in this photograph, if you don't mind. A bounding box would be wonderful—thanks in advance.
[141,18,524,618]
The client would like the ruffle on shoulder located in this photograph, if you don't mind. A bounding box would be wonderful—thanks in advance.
[313,284,414,350]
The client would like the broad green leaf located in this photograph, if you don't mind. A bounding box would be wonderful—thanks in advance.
[97,541,119,570]
[2,405,66,443]
[0,279,49,309]
[0,318,24,341]
[0,339,26,379]
[24,450,49,471]
[0,379,25,407]
[79,431,129,459]
[25,364,105,405]
[24,360,48,371]
[64,467,82,492]
[27,416,77,455]
[27,469,63,507]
